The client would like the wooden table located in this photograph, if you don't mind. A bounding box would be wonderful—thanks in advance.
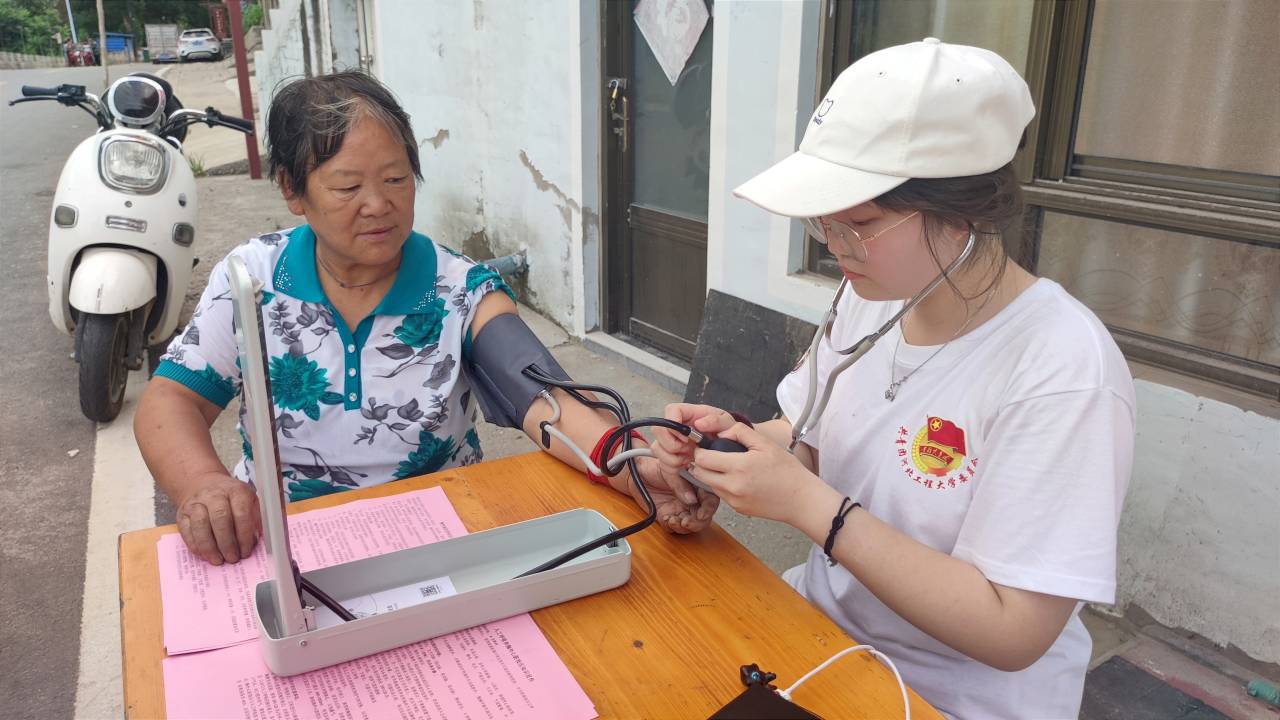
[120,452,941,719]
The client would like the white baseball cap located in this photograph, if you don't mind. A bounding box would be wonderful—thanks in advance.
[733,37,1035,218]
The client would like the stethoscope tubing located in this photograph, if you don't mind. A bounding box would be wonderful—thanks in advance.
[788,229,978,452]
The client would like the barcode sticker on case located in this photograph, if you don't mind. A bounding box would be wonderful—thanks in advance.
[314,576,458,629]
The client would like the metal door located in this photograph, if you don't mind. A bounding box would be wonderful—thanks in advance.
[602,0,713,361]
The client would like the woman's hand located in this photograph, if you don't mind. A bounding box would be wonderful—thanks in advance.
[686,422,826,524]
[647,403,739,499]
[175,471,262,565]
[626,455,719,534]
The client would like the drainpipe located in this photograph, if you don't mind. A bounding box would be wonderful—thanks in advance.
[483,250,528,279]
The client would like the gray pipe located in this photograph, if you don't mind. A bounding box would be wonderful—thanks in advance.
[483,250,528,279]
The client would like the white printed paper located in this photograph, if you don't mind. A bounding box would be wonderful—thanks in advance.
[313,575,458,629]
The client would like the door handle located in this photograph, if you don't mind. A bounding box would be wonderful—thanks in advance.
[607,77,629,153]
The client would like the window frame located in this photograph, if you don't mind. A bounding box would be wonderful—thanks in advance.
[810,0,1280,399]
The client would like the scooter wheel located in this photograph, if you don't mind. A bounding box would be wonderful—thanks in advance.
[79,313,129,422]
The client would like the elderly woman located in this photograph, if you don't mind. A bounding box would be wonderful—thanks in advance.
[136,72,718,565]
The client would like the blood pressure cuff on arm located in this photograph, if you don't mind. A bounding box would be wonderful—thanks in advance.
[465,312,572,428]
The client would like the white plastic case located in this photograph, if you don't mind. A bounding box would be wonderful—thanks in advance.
[226,255,632,676]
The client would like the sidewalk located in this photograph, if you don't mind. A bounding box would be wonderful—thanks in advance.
[156,55,263,174]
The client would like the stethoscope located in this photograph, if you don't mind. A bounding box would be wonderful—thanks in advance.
[787,228,978,452]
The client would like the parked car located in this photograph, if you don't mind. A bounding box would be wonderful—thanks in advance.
[178,28,221,62]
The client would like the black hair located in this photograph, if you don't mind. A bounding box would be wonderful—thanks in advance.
[266,71,422,196]
[874,162,1026,299]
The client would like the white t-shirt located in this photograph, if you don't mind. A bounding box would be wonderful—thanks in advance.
[777,278,1135,720]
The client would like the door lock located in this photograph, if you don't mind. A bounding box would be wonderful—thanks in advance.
[607,78,629,153]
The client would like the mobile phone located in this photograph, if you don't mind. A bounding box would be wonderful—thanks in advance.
[708,683,824,720]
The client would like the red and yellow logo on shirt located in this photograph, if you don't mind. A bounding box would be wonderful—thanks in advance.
[895,417,979,490]
[913,416,967,476]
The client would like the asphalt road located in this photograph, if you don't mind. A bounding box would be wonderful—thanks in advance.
[0,63,157,720]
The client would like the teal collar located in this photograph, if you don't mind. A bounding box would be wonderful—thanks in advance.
[273,224,439,314]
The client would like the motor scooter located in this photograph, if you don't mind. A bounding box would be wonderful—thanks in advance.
[10,74,254,421]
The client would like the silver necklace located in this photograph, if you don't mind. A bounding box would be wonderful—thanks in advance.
[317,252,400,290]
[885,289,995,401]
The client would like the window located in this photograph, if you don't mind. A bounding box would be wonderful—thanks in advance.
[1066,0,1278,197]
[813,0,1280,398]
[809,0,1036,278]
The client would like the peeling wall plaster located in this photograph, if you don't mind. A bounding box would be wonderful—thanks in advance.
[259,0,599,332]
[373,1,597,331]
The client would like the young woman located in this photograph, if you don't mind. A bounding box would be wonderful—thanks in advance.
[651,39,1135,719]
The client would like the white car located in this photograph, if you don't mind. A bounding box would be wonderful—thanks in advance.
[178,28,221,62]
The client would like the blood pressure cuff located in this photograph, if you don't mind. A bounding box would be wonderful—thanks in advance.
[465,313,571,428]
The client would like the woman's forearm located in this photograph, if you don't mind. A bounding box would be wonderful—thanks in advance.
[135,378,229,505]
[521,388,643,494]
[788,479,1073,672]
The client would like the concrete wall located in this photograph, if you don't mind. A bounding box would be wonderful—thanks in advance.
[256,0,602,334]
[0,52,63,69]
[371,0,601,334]
[1118,381,1280,661]
[705,0,1280,664]
[707,0,830,327]
[254,0,309,133]
[325,0,361,71]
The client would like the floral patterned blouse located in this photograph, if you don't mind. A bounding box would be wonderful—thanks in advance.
[156,224,514,502]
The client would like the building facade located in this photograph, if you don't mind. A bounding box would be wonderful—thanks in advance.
[255,0,1279,663]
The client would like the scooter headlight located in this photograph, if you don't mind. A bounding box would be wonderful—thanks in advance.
[99,136,167,194]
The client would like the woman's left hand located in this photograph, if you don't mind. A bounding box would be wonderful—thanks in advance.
[629,456,720,534]
[687,423,824,523]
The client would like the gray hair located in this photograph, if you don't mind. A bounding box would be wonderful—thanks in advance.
[266,71,422,195]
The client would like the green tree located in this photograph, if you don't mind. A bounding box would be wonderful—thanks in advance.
[242,3,262,30]
[0,0,66,55]
[65,0,228,51]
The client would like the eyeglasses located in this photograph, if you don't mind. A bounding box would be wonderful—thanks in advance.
[788,226,978,451]
[801,210,920,263]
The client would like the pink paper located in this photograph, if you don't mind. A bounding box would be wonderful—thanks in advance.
[159,487,469,654]
[163,615,597,720]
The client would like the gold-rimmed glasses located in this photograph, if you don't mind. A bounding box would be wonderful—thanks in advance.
[801,210,920,263]
[787,224,977,452]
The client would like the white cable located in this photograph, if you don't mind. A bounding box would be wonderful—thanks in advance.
[538,389,656,478]
[777,644,910,720]
[535,386,655,476]
[536,390,606,474]
[545,421,654,475]
[540,389,561,425]
[544,423,602,474]
[606,447,652,471]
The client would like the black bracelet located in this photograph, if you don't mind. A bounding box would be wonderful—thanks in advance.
[823,497,860,566]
